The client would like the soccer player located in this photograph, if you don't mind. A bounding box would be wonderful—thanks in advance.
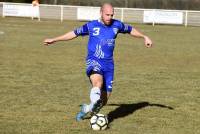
[43,3,152,121]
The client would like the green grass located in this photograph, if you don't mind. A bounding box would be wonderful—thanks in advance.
[0,17,200,134]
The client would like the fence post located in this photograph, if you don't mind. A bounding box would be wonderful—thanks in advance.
[185,10,188,27]
[61,5,63,22]
[152,9,155,26]
[2,2,5,18]
[121,8,124,22]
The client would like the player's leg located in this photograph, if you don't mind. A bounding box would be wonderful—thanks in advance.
[90,70,114,115]
[101,90,112,106]
[76,69,114,121]
[76,73,103,121]
[100,69,114,105]
[89,73,104,114]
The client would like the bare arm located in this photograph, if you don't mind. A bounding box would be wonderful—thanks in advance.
[130,28,153,48]
[43,31,77,46]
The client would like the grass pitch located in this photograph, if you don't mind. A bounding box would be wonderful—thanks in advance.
[0,17,200,134]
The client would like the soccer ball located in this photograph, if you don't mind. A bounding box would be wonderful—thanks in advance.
[90,113,108,130]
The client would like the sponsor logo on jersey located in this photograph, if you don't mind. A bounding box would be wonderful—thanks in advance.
[100,39,115,47]
[113,28,118,35]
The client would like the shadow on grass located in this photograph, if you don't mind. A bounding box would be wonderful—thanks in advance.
[107,101,173,123]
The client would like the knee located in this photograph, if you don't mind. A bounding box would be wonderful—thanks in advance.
[92,81,103,88]
[90,74,103,88]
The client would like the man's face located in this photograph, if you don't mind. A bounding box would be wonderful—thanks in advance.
[101,5,114,25]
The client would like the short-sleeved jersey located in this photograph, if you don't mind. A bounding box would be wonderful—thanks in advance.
[74,19,132,62]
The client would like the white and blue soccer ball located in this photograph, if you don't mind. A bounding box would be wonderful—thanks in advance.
[90,113,108,130]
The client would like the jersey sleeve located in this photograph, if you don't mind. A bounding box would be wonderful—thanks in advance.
[118,22,133,34]
[74,23,89,36]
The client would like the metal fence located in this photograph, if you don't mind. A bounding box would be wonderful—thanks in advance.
[1,2,200,26]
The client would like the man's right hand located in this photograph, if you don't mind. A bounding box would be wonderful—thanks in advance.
[43,38,55,46]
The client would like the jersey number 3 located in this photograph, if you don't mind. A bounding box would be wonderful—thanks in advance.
[93,28,100,36]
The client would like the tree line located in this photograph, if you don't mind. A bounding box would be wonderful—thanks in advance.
[2,0,200,10]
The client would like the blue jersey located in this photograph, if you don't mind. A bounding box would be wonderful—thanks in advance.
[74,19,132,62]
[74,19,132,92]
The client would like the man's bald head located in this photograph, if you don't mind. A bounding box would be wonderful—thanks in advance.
[100,3,113,12]
[100,3,114,25]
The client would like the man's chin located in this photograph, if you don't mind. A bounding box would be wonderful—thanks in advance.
[101,19,112,25]
[105,21,112,25]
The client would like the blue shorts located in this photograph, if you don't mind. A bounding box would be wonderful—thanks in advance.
[86,58,114,92]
